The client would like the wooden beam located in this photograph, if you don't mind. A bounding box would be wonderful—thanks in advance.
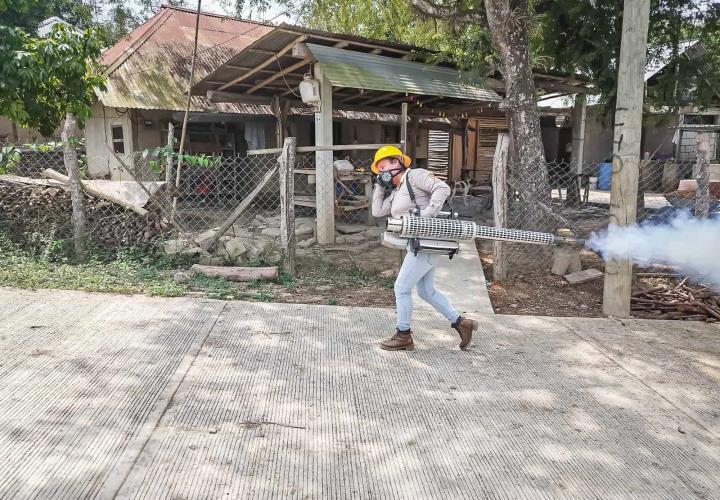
[535,80,587,94]
[218,35,306,91]
[275,27,412,56]
[292,43,311,58]
[206,90,272,104]
[246,57,313,94]
[603,0,651,318]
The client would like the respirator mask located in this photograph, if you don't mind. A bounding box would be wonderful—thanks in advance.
[377,167,403,189]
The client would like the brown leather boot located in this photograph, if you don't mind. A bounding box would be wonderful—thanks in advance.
[452,316,478,350]
[380,329,414,351]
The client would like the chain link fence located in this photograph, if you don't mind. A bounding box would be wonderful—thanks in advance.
[0,140,381,263]
[489,158,706,277]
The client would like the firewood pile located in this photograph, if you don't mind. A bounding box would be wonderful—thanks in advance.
[0,179,167,249]
[631,279,720,322]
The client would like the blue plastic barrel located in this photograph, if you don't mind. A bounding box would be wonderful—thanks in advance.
[597,162,612,190]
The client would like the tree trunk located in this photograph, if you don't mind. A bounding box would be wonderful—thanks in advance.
[62,113,88,261]
[485,0,550,230]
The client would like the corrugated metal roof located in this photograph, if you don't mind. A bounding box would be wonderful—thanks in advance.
[306,44,502,102]
[97,6,274,112]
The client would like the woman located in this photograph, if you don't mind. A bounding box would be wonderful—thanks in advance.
[371,146,479,351]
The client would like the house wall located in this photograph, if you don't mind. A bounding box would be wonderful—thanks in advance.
[581,106,614,164]
[85,102,134,179]
[642,113,677,159]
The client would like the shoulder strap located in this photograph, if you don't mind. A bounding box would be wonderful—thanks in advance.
[405,170,416,202]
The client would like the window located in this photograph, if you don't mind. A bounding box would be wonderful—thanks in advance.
[111,125,125,154]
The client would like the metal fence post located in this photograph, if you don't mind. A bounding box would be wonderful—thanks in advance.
[280,137,297,275]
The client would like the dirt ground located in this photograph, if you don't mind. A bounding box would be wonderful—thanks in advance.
[474,239,693,318]
[195,240,399,308]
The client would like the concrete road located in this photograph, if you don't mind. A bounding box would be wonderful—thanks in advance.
[0,288,718,499]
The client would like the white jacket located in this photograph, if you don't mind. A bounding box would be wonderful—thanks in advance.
[372,168,451,219]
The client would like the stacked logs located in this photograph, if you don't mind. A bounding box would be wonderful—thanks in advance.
[631,279,720,322]
[0,179,167,249]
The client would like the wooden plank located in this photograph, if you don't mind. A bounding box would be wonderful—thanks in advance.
[218,35,306,91]
[492,133,510,282]
[45,168,148,217]
[565,268,603,284]
[279,137,297,275]
[189,265,278,282]
[247,143,402,155]
[603,0,651,317]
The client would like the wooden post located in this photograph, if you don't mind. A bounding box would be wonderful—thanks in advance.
[695,132,711,219]
[165,122,174,184]
[566,94,587,207]
[172,0,202,216]
[279,137,297,275]
[461,119,468,179]
[272,95,290,147]
[314,63,335,245]
[400,102,408,152]
[408,115,419,161]
[365,179,375,226]
[603,0,651,318]
[492,133,510,282]
[62,113,88,261]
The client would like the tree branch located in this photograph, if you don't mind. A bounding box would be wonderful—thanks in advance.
[410,0,484,24]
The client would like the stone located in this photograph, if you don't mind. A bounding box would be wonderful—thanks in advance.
[180,247,203,257]
[230,226,254,239]
[336,233,367,245]
[296,223,315,237]
[298,237,316,249]
[551,246,582,276]
[296,232,314,243]
[247,238,273,259]
[162,239,196,255]
[224,238,248,260]
[564,268,603,284]
[295,217,314,227]
[193,229,217,248]
[335,223,369,235]
[363,227,384,238]
[173,271,191,283]
[261,227,281,237]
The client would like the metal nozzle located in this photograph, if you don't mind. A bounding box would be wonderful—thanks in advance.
[386,218,403,233]
[553,235,586,247]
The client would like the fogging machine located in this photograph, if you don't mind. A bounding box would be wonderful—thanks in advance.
[383,212,585,258]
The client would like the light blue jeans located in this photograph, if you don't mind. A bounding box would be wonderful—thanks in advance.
[395,251,460,331]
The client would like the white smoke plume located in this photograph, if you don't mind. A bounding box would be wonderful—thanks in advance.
[587,212,720,288]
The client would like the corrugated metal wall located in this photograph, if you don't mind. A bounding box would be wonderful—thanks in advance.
[427,129,450,180]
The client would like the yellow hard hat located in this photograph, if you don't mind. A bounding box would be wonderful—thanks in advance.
[371,145,411,174]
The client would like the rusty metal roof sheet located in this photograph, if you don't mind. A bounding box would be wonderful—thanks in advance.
[97,6,274,112]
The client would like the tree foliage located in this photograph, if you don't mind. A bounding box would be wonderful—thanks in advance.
[536,0,720,110]
[0,24,106,136]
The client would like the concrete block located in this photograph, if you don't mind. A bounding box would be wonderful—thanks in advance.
[564,268,603,284]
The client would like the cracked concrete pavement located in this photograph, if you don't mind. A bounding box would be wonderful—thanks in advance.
[0,287,718,499]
